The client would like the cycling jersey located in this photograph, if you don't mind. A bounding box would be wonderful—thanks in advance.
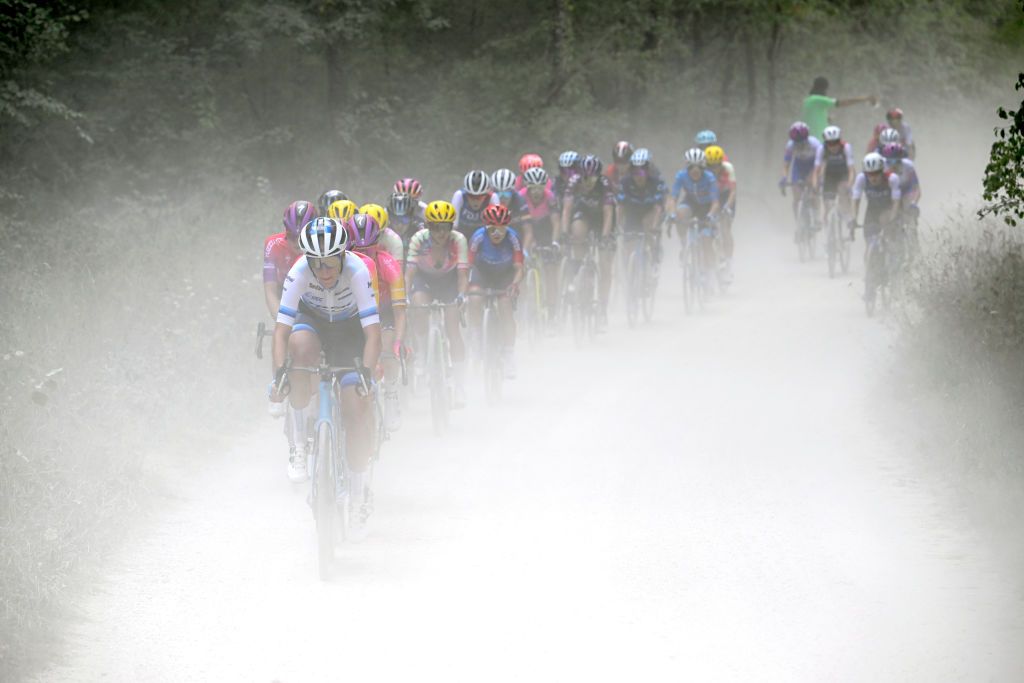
[389,214,423,254]
[263,232,301,286]
[469,227,524,270]
[356,247,406,308]
[379,227,405,263]
[564,174,615,216]
[278,254,379,327]
[514,174,553,194]
[518,186,560,245]
[815,141,854,191]
[886,159,920,194]
[495,190,530,226]
[785,137,823,183]
[672,169,719,208]
[852,172,901,232]
[407,229,470,276]
[709,163,736,194]
[452,190,499,238]
[554,171,578,201]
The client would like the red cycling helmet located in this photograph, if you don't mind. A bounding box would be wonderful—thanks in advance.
[482,204,511,227]
[886,107,904,121]
[393,177,423,200]
[518,153,543,174]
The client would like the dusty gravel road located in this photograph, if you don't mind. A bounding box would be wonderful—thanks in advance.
[36,200,1024,682]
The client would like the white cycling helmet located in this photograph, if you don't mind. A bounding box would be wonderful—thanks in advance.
[523,166,548,186]
[299,217,349,257]
[822,125,842,142]
[879,127,901,144]
[490,168,517,193]
[463,169,490,195]
[558,150,579,169]
[863,152,885,173]
[630,147,651,166]
[683,147,706,168]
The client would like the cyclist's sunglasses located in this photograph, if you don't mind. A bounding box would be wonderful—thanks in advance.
[428,221,453,231]
[466,193,488,201]
[307,254,343,271]
[486,225,508,236]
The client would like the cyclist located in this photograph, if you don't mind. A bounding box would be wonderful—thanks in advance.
[850,152,901,245]
[452,169,498,241]
[882,142,921,217]
[519,166,562,318]
[317,189,348,215]
[346,213,407,432]
[515,153,549,192]
[554,150,580,201]
[703,145,737,281]
[468,204,524,379]
[491,167,530,229]
[885,108,915,159]
[558,154,616,330]
[388,188,425,256]
[406,200,470,407]
[801,76,877,140]
[269,217,381,502]
[264,200,317,319]
[668,148,720,277]
[694,130,718,152]
[780,121,823,233]
[394,177,426,214]
[813,125,855,225]
[865,123,888,155]
[605,140,634,191]
[359,203,404,265]
[328,199,358,224]
[616,147,666,271]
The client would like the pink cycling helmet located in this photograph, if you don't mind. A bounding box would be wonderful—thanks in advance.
[881,142,905,160]
[788,122,810,141]
[345,213,382,248]
[283,200,317,238]
[393,177,423,200]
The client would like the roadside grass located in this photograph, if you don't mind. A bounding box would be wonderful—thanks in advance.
[0,186,270,679]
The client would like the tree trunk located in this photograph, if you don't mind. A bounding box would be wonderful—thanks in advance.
[742,24,757,130]
[550,0,573,102]
[763,12,782,170]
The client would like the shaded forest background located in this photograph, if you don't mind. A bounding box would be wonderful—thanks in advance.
[1,0,1023,678]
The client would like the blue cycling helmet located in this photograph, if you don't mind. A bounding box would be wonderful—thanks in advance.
[694,130,717,146]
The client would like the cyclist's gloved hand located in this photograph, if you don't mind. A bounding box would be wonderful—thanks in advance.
[505,282,520,298]
[356,366,374,397]
[455,293,467,307]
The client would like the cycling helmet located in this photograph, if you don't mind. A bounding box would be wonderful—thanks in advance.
[359,202,389,230]
[299,217,349,257]
[879,127,901,144]
[490,168,517,193]
[519,153,543,174]
[704,145,724,165]
[327,199,358,222]
[580,154,603,177]
[463,170,491,195]
[317,190,348,214]
[346,213,382,248]
[558,150,580,169]
[822,125,842,143]
[523,166,548,186]
[393,177,423,200]
[613,140,635,161]
[695,130,717,146]
[630,148,651,166]
[482,204,512,227]
[424,200,456,223]
[683,148,706,168]
[788,121,810,142]
[863,152,885,173]
[881,142,905,160]
[389,192,412,217]
[283,200,317,238]
[886,107,904,121]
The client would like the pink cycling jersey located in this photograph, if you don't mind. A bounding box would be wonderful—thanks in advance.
[263,232,301,286]
[518,186,558,219]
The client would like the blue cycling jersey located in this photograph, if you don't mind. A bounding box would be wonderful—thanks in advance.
[672,170,719,207]
[469,227,524,270]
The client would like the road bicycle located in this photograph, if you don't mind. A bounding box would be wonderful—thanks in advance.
[408,300,460,434]
[560,233,600,346]
[861,220,907,317]
[823,191,851,278]
[470,288,508,403]
[622,226,658,327]
[679,215,716,314]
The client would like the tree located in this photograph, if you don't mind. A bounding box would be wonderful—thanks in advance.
[980,72,1024,227]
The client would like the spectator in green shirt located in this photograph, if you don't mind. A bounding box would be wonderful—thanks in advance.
[801,76,878,140]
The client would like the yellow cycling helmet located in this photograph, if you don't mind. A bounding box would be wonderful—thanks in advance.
[359,202,389,230]
[327,199,358,222]
[704,145,725,165]
[424,200,456,223]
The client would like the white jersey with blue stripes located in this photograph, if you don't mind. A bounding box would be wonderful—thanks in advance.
[277,253,379,327]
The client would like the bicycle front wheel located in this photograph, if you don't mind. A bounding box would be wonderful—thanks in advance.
[427,326,448,435]
[625,247,640,328]
[313,421,335,580]
[482,304,503,403]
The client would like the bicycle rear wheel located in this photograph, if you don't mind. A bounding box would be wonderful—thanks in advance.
[313,421,335,580]
[826,209,838,278]
[641,244,656,322]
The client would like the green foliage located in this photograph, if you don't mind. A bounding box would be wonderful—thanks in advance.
[980,72,1024,227]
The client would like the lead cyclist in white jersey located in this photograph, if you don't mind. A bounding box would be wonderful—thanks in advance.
[269,217,381,496]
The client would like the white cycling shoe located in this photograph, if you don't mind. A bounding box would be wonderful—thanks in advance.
[268,400,286,419]
[287,446,309,483]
